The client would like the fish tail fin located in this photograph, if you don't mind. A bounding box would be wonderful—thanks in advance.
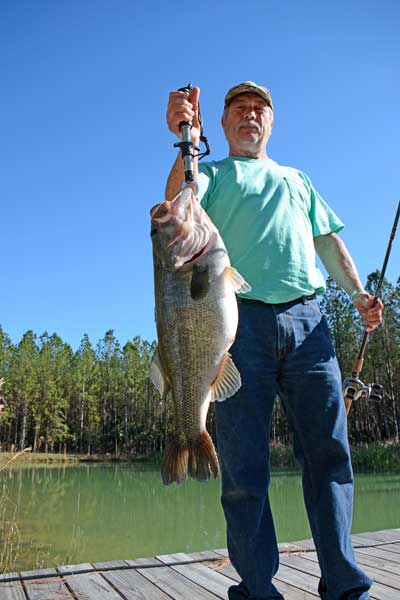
[188,431,219,482]
[161,432,219,485]
[161,439,189,486]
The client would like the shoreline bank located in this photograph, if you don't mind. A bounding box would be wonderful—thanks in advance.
[1,442,400,471]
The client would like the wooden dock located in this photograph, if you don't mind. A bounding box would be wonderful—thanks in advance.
[1,529,399,599]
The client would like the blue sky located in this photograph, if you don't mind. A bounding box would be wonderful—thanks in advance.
[1,0,399,350]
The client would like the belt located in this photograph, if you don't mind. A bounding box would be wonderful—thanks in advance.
[238,293,316,307]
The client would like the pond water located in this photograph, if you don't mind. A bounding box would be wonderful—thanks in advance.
[2,464,400,572]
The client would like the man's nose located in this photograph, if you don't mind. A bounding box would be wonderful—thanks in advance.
[244,108,256,119]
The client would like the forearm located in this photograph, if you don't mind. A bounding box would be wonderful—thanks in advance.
[314,233,364,296]
[165,150,199,201]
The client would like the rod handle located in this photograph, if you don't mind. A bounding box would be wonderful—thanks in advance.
[344,396,352,416]
[352,358,364,376]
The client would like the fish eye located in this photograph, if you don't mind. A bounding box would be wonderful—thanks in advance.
[150,228,157,236]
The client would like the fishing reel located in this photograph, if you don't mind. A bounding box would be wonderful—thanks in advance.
[343,376,383,403]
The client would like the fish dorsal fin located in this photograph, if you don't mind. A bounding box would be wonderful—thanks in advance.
[150,346,170,399]
[224,266,251,294]
[211,353,242,402]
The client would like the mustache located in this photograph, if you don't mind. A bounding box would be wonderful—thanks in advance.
[238,121,261,132]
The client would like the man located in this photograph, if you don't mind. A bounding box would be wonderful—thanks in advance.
[165,81,383,600]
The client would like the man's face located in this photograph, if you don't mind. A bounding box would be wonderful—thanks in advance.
[221,92,274,157]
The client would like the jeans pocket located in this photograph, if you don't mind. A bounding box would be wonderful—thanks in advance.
[307,299,322,316]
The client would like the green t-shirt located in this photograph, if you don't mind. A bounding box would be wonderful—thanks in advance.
[198,156,344,303]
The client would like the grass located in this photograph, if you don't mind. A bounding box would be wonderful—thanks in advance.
[350,443,400,472]
[0,483,20,573]
[0,449,32,573]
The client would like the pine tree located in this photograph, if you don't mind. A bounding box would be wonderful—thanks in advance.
[71,334,100,454]
[96,330,124,454]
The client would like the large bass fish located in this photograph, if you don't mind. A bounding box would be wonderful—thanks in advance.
[150,186,250,485]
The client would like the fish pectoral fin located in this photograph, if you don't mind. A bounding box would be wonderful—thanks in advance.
[224,266,251,294]
[211,353,242,402]
[150,346,170,398]
[190,264,210,300]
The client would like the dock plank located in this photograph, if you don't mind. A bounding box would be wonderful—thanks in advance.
[57,562,94,575]
[297,552,400,600]
[156,552,193,565]
[65,572,123,599]
[207,560,319,599]
[356,530,400,543]
[187,551,222,562]
[354,548,400,574]
[138,565,219,599]
[24,576,73,600]
[92,560,129,570]
[1,528,399,600]
[352,534,400,553]
[103,569,171,599]
[274,562,320,594]
[171,562,232,598]
[0,573,20,583]
[0,581,26,600]
[368,581,400,600]
[354,562,400,589]
[354,545,400,564]
[279,554,321,577]
[125,557,163,568]
[19,568,58,580]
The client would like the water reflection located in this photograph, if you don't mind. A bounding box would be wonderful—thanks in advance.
[3,464,400,572]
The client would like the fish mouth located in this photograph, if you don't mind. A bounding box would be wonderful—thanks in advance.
[150,201,172,222]
[182,243,208,265]
[150,187,217,270]
[180,230,218,269]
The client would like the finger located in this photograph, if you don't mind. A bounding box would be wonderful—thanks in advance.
[364,317,382,329]
[166,107,195,135]
[188,86,200,128]
[169,90,192,101]
[188,86,200,109]
[168,98,195,116]
[168,109,195,125]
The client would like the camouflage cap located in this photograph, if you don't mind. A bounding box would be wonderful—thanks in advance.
[224,81,273,110]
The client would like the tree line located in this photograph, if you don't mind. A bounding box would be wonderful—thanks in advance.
[0,271,399,455]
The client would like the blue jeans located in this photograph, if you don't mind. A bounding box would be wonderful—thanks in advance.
[215,297,372,600]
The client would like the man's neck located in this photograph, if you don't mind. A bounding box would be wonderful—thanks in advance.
[228,146,268,159]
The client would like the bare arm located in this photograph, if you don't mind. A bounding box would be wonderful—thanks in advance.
[314,232,364,295]
[165,87,200,201]
[314,232,383,331]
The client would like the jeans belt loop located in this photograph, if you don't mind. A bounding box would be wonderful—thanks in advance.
[302,293,316,304]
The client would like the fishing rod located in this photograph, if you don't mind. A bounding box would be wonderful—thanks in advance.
[173,83,210,188]
[343,200,400,415]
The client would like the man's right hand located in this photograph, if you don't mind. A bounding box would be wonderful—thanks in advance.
[166,86,201,143]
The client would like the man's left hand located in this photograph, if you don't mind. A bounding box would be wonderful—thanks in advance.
[352,291,384,332]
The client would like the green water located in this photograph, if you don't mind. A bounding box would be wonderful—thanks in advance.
[3,464,400,572]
